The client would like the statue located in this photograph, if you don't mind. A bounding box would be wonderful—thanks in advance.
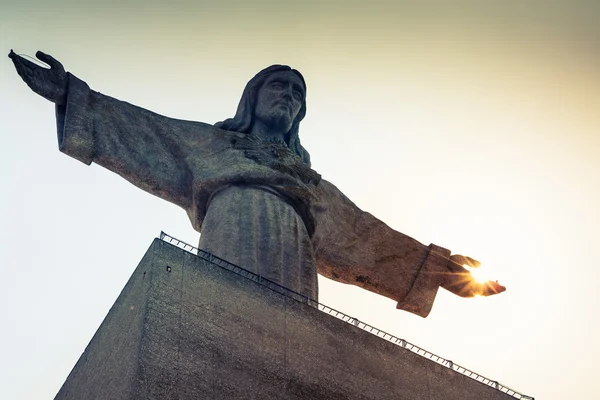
[9,50,505,317]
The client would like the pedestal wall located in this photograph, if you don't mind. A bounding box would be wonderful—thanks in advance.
[55,238,517,400]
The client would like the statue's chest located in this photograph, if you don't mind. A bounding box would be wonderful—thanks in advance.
[231,135,321,186]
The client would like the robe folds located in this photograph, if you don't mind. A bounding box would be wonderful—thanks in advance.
[56,73,452,318]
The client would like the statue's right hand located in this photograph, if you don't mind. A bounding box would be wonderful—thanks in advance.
[8,50,67,105]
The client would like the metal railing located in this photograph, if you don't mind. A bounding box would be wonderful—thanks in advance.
[159,231,533,400]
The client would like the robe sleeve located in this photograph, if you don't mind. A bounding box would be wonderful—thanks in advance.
[313,179,452,318]
[55,73,218,210]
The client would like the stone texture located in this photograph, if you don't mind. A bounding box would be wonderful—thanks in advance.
[10,51,507,318]
[55,239,515,400]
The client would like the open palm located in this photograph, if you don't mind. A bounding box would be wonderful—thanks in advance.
[9,50,67,105]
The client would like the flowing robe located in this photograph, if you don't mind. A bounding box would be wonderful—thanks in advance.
[56,74,453,318]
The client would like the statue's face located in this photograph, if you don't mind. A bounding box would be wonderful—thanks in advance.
[253,70,305,134]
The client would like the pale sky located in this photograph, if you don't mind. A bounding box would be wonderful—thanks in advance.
[1,1,599,399]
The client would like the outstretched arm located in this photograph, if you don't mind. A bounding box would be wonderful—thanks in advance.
[312,180,505,317]
[8,50,220,210]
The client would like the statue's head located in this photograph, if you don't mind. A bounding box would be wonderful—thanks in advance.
[215,65,310,166]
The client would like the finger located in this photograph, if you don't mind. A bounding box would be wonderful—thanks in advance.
[36,50,64,71]
[11,55,37,84]
[10,52,41,74]
[480,280,507,296]
[449,254,481,268]
[10,53,47,98]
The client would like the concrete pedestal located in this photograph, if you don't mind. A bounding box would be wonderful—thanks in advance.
[54,238,517,400]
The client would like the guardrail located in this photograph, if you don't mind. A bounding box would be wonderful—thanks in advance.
[159,231,533,400]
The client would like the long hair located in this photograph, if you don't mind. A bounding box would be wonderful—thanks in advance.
[214,65,311,166]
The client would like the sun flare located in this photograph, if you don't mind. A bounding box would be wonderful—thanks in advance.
[466,264,497,284]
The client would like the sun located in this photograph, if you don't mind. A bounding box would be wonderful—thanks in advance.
[466,264,497,284]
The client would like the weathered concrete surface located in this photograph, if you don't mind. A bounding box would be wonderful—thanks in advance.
[55,239,514,400]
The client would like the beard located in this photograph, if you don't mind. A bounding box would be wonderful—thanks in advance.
[260,106,294,134]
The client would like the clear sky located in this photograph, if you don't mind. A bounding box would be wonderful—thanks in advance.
[1,1,598,399]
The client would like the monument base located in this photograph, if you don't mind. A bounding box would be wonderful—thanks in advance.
[54,236,519,400]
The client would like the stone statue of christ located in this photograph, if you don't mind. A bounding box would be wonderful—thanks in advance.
[9,50,505,317]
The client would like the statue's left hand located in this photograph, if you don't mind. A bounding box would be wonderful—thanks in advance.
[441,254,506,297]
[8,50,67,105]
